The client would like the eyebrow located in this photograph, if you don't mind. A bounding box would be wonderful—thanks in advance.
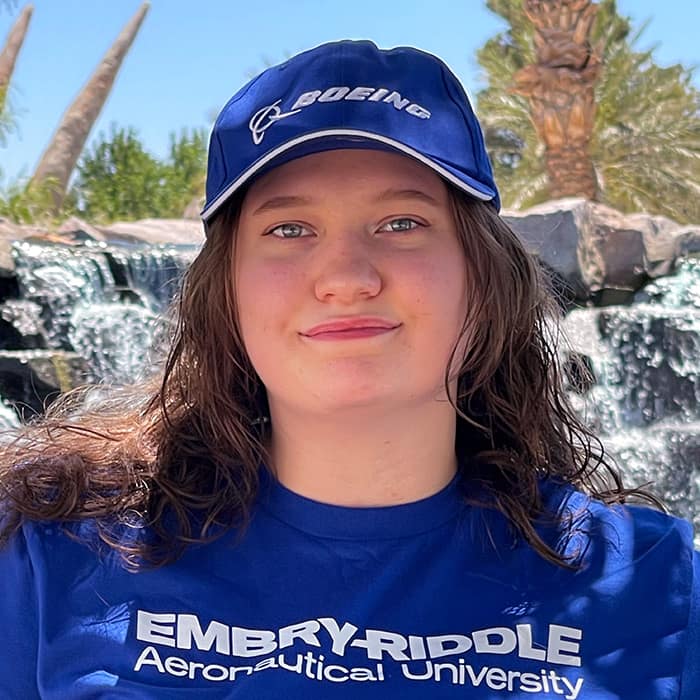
[250,188,441,216]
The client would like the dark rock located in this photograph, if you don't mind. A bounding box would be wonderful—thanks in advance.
[0,350,91,419]
[504,199,588,298]
[505,198,700,301]
[56,216,107,242]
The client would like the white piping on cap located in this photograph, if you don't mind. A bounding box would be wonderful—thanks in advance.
[200,128,493,222]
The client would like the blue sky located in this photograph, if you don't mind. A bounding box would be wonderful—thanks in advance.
[1,0,698,182]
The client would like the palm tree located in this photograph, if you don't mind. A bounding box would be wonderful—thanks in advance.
[477,0,700,224]
[30,2,150,211]
[0,3,33,144]
[512,0,600,200]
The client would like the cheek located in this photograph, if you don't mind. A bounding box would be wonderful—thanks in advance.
[406,250,469,381]
[235,258,303,358]
[409,251,468,328]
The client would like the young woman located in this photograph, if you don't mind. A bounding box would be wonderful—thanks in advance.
[1,40,697,698]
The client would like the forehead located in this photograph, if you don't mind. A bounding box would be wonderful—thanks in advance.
[242,149,449,205]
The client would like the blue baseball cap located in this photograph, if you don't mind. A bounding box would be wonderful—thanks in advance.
[201,39,500,223]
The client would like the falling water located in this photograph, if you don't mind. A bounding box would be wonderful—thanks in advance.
[563,259,700,537]
[11,240,119,349]
[0,239,197,386]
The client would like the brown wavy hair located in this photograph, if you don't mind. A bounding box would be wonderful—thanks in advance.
[0,186,658,569]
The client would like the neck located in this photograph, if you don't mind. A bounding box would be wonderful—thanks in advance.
[265,400,458,506]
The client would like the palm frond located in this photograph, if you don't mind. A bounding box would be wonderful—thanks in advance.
[476,0,700,223]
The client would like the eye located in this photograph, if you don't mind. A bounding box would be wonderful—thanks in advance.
[265,223,311,239]
[378,218,423,233]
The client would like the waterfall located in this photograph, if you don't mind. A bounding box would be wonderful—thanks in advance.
[563,259,700,538]
[0,239,197,403]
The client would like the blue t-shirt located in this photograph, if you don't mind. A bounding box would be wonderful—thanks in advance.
[1,474,698,699]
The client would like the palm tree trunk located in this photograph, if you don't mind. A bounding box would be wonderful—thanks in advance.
[31,2,150,211]
[0,4,33,108]
[512,0,601,200]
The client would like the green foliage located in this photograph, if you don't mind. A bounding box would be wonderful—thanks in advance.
[0,175,61,225]
[164,127,208,215]
[0,85,12,146]
[69,124,207,223]
[477,0,700,223]
[70,125,166,222]
[592,23,700,223]
[476,0,546,209]
[0,124,207,225]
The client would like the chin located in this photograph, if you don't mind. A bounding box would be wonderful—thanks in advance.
[308,378,402,412]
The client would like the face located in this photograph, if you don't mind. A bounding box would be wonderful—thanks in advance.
[234,149,469,416]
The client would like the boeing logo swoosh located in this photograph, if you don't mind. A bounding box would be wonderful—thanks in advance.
[249,101,302,145]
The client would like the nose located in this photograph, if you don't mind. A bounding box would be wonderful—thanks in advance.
[312,232,382,304]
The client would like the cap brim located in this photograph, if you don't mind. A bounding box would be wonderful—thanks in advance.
[200,130,497,222]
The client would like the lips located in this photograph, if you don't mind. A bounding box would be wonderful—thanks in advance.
[302,317,400,337]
